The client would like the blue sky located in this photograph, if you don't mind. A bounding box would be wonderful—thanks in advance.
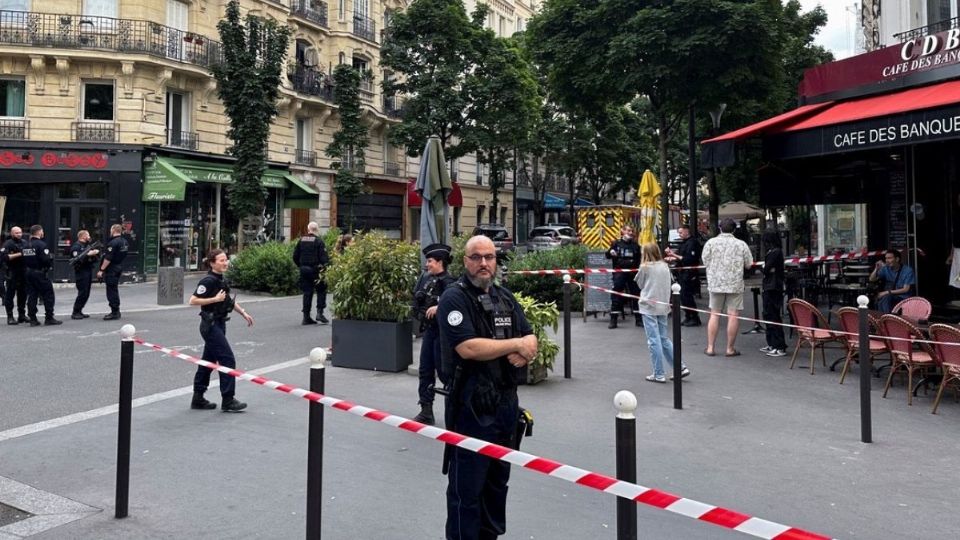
[801,0,859,59]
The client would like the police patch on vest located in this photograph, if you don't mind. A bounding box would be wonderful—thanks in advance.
[196,285,207,295]
[447,310,463,326]
[494,315,512,327]
[43,249,49,255]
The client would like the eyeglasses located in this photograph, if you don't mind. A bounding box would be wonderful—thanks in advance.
[466,254,497,262]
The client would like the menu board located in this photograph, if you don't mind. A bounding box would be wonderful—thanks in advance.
[584,251,614,316]
[143,203,159,274]
[888,170,907,251]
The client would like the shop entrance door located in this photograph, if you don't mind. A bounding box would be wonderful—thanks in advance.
[54,204,106,281]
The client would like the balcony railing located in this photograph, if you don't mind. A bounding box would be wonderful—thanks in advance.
[383,95,403,119]
[0,11,222,68]
[295,149,316,166]
[166,129,198,150]
[289,65,335,101]
[73,121,116,142]
[291,0,328,28]
[894,16,960,42]
[0,118,28,140]
[339,157,363,172]
[352,15,376,42]
[384,161,402,176]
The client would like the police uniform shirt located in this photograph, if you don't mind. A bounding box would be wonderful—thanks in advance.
[22,237,51,271]
[194,272,228,315]
[678,236,700,267]
[71,241,96,272]
[1,238,24,269]
[293,235,329,267]
[438,280,533,354]
[607,238,640,268]
[104,236,128,267]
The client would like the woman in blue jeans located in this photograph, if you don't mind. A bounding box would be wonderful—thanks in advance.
[635,243,690,383]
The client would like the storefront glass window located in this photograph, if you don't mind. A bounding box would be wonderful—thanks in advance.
[57,183,83,199]
[159,202,187,268]
[823,204,865,253]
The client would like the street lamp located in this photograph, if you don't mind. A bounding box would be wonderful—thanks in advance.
[688,103,726,236]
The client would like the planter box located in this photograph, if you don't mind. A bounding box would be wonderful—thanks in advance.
[331,318,413,372]
[518,363,548,385]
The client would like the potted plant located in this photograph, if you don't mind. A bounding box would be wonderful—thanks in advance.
[514,293,560,385]
[325,231,420,371]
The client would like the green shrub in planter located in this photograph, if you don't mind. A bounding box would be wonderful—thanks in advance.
[226,241,299,295]
[515,293,560,372]
[505,245,586,310]
[322,227,342,255]
[326,231,420,322]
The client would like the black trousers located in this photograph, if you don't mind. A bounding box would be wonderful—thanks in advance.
[762,289,787,350]
[299,266,327,314]
[418,326,443,404]
[679,271,699,320]
[610,271,640,314]
[25,270,55,319]
[194,319,237,398]
[5,271,26,317]
[73,270,92,314]
[104,267,122,311]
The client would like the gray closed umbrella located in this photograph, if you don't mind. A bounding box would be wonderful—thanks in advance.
[415,137,452,255]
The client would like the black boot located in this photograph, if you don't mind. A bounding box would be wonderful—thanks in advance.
[71,312,85,320]
[28,317,41,327]
[190,391,217,410]
[635,313,643,327]
[17,314,27,323]
[103,311,121,321]
[413,403,435,425]
[6,315,17,325]
[608,314,619,329]
[316,311,329,325]
[302,313,317,325]
[222,397,247,412]
[44,317,62,326]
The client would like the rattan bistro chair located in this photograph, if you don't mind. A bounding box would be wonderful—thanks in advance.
[787,298,843,375]
[927,324,960,414]
[836,307,887,384]
[892,296,932,324]
[879,314,939,406]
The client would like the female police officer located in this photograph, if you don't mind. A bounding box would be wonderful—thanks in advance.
[189,249,254,412]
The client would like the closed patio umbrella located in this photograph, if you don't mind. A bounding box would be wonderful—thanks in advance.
[414,137,451,256]
[718,200,764,220]
[637,169,661,245]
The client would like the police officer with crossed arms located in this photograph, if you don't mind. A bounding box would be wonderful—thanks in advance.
[22,224,61,326]
[293,221,330,325]
[70,229,100,319]
[2,226,27,325]
[97,224,128,321]
[438,235,537,540]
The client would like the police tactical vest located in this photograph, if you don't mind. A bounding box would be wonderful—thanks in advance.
[298,236,319,266]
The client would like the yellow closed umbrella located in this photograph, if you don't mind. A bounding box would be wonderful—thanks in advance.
[637,169,661,244]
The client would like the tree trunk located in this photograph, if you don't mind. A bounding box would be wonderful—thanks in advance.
[657,113,670,247]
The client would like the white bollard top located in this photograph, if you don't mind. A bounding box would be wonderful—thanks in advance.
[562,274,571,283]
[614,390,637,419]
[857,295,870,308]
[120,324,136,340]
[671,282,681,294]
[310,347,328,367]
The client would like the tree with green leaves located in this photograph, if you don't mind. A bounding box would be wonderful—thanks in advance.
[326,64,370,231]
[212,0,291,230]
[380,0,486,160]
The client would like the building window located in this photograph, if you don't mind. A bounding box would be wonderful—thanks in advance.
[0,79,25,117]
[82,82,114,120]
[476,162,485,185]
[453,206,461,235]
[296,117,311,150]
[449,157,459,181]
[354,0,369,19]
[83,0,117,18]
[0,0,30,11]
[515,17,523,33]
[499,15,506,37]
[338,0,345,20]
[167,0,188,31]
[166,91,194,148]
[500,207,507,225]
[477,205,485,226]
[928,0,951,25]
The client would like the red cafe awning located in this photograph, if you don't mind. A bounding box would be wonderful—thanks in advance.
[407,180,463,207]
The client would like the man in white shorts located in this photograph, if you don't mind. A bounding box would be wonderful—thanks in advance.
[701,218,754,357]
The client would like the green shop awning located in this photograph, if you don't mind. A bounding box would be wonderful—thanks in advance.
[282,173,319,209]
[142,157,195,201]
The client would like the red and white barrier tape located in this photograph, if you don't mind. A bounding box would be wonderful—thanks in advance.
[506,250,885,276]
[132,337,833,540]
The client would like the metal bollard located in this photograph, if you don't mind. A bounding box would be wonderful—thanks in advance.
[742,287,765,334]
[857,296,872,444]
[306,348,328,540]
[614,391,638,540]
[115,324,136,519]
[563,274,572,379]
[671,283,683,410]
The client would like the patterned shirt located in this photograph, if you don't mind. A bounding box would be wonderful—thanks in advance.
[701,233,753,293]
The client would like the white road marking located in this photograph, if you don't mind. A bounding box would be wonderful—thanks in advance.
[0,356,311,444]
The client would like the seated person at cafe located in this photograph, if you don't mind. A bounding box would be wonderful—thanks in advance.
[869,249,915,313]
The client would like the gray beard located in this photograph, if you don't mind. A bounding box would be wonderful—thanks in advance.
[467,273,492,291]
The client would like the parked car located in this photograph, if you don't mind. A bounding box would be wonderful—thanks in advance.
[471,224,514,259]
[525,225,579,251]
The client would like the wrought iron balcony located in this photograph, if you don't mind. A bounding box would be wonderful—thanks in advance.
[894,16,960,42]
[72,121,116,142]
[383,95,403,119]
[291,0,328,28]
[166,129,198,150]
[358,78,374,103]
[289,65,335,101]
[384,161,402,176]
[338,156,363,172]
[0,118,28,140]
[295,149,317,166]
[352,15,376,42]
[0,11,222,68]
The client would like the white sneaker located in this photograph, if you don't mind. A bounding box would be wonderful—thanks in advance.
[765,349,787,357]
[669,367,691,380]
[645,374,667,383]
[759,346,774,353]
